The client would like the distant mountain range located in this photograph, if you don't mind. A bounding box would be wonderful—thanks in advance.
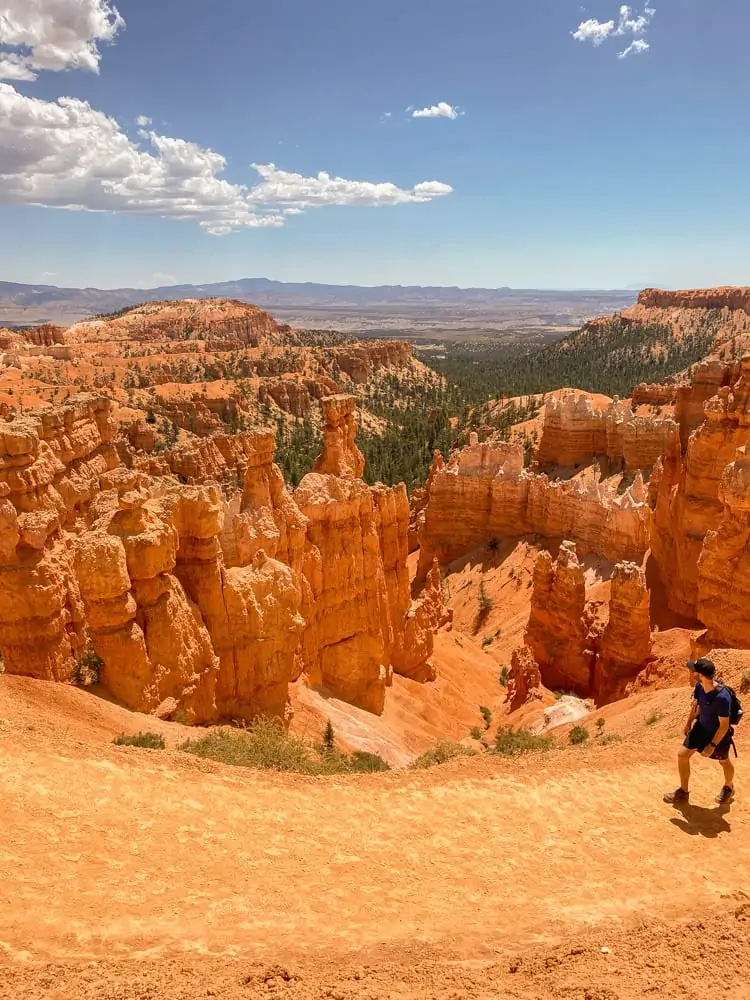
[0,277,639,332]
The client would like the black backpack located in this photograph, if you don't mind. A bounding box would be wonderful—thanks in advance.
[719,684,744,727]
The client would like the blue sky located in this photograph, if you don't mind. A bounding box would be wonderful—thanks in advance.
[1,0,747,289]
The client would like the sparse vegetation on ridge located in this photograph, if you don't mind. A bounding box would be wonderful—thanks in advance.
[493,726,554,757]
[569,725,590,745]
[598,732,623,745]
[178,718,390,775]
[409,741,477,770]
[113,732,165,749]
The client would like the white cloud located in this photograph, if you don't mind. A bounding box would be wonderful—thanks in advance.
[0,52,38,80]
[151,271,176,285]
[0,84,453,234]
[412,102,459,120]
[616,4,655,35]
[573,5,654,54]
[0,0,124,81]
[572,18,616,45]
[0,1,451,234]
[247,162,452,210]
[619,38,650,57]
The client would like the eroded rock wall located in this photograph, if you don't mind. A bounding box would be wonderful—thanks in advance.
[523,542,595,695]
[697,445,750,647]
[512,552,651,706]
[650,359,750,618]
[333,341,413,383]
[505,644,543,713]
[66,298,290,346]
[593,562,652,703]
[0,395,118,680]
[312,394,365,479]
[295,473,392,713]
[538,389,677,474]
[76,488,219,722]
[0,392,437,722]
[417,436,651,576]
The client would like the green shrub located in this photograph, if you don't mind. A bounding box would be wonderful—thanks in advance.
[499,666,510,688]
[483,629,503,648]
[71,649,104,686]
[487,537,500,552]
[470,726,483,741]
[740,670,750,695]
[645,709,661,727]
[480,705,493,729]
[179,717,390,776]
[180,718,320,773]
[493,726,554,757]
[349,751,390,773]
[595,717,606,736]
[598,732,623,745]
[317,747,357,775]
[569,725,590,745]
[322,719,336,751]
[478,580,493,613]
[410,741,477,770]
[113,731,165,750]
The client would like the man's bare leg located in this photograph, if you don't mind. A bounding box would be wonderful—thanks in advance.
[720,757,735,790]
[678,746,694,792]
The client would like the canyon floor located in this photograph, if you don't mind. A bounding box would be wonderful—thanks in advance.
[2,669,750,1000]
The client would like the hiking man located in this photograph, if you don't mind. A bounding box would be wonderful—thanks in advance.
[664,658,735,806]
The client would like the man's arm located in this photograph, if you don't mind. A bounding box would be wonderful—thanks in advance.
[703,716,730,755]
[684,699,698,736]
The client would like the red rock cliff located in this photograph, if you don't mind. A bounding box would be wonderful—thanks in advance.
[697,444,750,647]
[66,298,291,346]
[0,393,439,722]
[593,562,652,703]
[417,435,651,576]
[538,389,677,474]
[638,287,750,313]
[650,358,750,618]
[523,542,595,695]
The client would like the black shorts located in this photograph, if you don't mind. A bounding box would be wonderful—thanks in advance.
[684,723,734,760]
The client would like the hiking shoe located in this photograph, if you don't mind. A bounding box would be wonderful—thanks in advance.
[716,786,735,805]
[663,788,690,804]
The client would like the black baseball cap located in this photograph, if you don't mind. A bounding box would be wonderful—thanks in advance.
[687,658,716,678]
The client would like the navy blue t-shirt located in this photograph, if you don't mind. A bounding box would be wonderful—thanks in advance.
[694,683,732,734]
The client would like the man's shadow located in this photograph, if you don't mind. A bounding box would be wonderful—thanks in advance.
[669,802,732,838]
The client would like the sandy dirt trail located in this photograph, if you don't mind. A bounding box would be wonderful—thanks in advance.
[2,677,750,998]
